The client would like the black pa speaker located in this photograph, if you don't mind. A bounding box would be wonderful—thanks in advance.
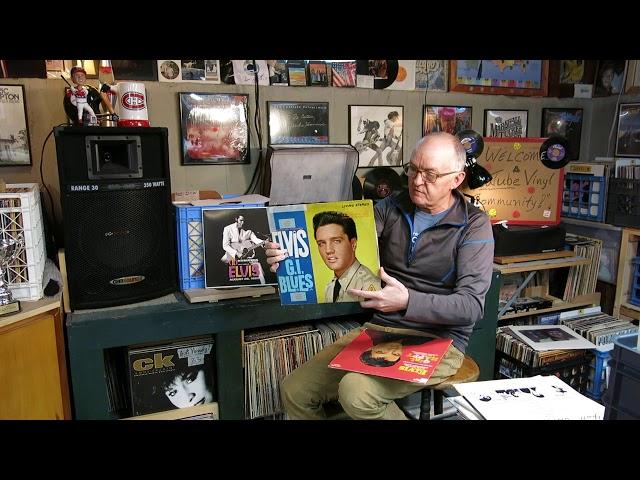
[54,126,177,310]
[493,224,566,257]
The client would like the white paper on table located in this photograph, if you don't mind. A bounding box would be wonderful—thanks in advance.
[454,375,605,420]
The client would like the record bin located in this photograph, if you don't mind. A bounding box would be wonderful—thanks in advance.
[495,350,592,394]
[606,178,640,228]
[561,173,606,222]
[175,197,266,291]
[603,333,640,419]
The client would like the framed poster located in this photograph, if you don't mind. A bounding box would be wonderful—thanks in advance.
[547,60,597,97]
[349,105,404,168]
[593,60,626,97]
[484,109,528,138]
[111,60,157,81]
[541,108,583,161]
[450,60,548,96]
[0,84,32,166]
[615,103,640,157]
[178,92,249,165]
[267,101,329,145]
[423,105,472,136]
[415,60,448,91]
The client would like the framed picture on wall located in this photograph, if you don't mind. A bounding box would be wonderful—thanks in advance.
[615,103,640,157]
[541,108,583,161]
[422,105,472,136]
[450,60,548,96]
[178,92,249,165]
[484,109,528,138]
[593,60,626,97]
[111,60,158,81]
[267,101,329,145]
[0,84,32,166]
[349,105,404,168]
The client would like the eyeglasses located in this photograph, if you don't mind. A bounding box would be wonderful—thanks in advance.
[403,163,461,184]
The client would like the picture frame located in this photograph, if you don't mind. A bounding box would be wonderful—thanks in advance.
[415,60,448,91]
[178,92,249,165]
[349,105,404,168]
[593,60,626,97]
[541,108,583,161]
[423,105,472,136]
[624,60,640,94]
[615,103,640,157]
[0,84,32,166]
[111,60,158,81]
[484,109,528,138]
[450,60,548,97]
[267,101,329,145]
[547,60,597,97]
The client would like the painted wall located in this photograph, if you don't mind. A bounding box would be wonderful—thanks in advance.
[1,76,637,241]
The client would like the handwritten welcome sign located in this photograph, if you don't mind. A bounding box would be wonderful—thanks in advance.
[461,138,563,225]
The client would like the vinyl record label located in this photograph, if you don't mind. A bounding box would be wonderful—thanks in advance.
[456,129,485,157]
[540,136,570,169]
[363,167,403,200]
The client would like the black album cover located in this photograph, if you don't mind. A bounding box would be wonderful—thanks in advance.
[128,336,216,417]
[202,207,277,288]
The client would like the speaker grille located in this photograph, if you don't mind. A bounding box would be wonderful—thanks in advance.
[64,188,176,309]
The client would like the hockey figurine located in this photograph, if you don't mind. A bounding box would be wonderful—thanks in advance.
[67,66,97,125]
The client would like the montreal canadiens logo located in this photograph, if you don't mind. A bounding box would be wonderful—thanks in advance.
[121,92,145,110]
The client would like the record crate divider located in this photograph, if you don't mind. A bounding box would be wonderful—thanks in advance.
[561,173,607,222]
[175,197,266,291]
[0,183,46,300]
[613,228,640,321]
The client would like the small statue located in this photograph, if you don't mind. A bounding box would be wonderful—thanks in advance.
[66,66,97,125]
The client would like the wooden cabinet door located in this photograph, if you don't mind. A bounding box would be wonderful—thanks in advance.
[0,309,70,419]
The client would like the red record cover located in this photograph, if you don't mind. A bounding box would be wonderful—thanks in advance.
[329,329,453,384]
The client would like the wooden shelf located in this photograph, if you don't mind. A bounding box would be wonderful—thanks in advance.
[613,227,640,319]
[499,292,601,320]
[121,402,219,420]
[494,256,590,275]
[619,303,640,321]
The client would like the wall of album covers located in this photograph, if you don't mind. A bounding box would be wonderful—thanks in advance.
[0,75,635,227]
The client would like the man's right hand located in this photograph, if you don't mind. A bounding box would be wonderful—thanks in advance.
[264,241,287,273]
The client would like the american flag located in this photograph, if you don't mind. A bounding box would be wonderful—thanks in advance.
[332,61,356,87]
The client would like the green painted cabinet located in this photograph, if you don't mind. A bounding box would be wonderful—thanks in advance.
[67,274,499,419]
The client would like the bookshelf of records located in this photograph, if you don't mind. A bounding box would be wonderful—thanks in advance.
[493,232,640,402]
[496,233,603,321]
[243,318,361,419]
[105,335,219,420]
[495,305,638,401]
[104,317,365,419]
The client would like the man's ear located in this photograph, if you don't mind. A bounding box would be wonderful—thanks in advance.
[351,238,357,251]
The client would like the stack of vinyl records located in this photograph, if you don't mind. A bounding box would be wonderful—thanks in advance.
[242,319,360,419]
[562,234,602,301]
[560,312,638,347]
[496,326,587,369]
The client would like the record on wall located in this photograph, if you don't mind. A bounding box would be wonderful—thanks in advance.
[355,60,399,89]
[363,167,402,201]
[540,136,571,169]
[456,129,485,157]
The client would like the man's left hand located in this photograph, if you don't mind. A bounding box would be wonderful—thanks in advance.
[348,267,409,313]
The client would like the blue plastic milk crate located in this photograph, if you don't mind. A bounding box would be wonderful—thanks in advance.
[561,173,607,222]
[175,197,267,291]
[585,348,612,401]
